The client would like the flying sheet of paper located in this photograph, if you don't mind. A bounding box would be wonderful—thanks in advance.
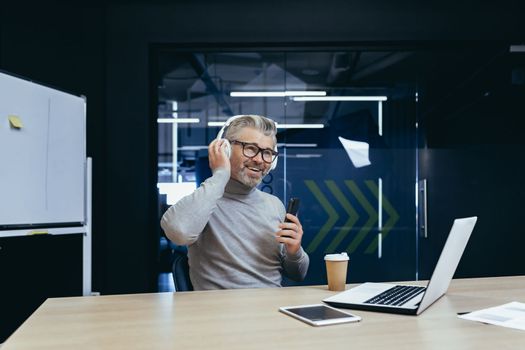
[338,136,371,168]
[458,301,525,331]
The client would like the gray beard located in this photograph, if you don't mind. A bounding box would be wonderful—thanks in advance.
[235,167,270,188]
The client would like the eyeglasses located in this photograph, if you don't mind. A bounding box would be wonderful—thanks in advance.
[230,140,278,164]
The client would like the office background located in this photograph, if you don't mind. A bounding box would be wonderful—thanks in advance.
[0,0,524,324]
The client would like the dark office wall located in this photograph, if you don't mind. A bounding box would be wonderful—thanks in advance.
[1,1,524,294]
[0,3,108,293]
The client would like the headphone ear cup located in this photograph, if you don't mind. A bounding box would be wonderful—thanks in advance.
[270,156,278,171]
[270,145,278,171]
[222,139,231,158]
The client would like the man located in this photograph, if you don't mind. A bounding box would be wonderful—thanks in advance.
[161,115,309,290]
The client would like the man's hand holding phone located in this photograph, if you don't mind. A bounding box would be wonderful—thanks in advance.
[277,198,303,255]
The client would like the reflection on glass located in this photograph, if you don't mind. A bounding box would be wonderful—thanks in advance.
[156,50,419,286]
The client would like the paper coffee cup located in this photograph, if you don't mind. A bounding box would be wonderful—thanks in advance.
[324,252,349,291]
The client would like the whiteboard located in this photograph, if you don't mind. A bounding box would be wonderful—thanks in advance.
[0,71,86,228]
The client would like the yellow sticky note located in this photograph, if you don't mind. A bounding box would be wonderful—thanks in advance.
[28,230,49,235]
[8,115,24,129]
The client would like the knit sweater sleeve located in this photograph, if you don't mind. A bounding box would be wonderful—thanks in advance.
[160,168,229,245]
[282,246,310,282]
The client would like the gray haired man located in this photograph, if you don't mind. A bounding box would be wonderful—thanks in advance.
[161,115,309,290]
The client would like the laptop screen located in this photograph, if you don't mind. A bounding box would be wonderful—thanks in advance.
[416,216,477,314]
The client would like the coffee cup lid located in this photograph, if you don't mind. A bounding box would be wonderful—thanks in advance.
[324,252,349,261]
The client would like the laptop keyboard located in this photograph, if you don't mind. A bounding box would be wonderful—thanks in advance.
[364,285,426,306]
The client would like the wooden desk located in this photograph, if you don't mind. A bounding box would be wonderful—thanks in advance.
[3,276,525,349]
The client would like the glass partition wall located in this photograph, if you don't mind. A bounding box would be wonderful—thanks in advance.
[155,49,420,289]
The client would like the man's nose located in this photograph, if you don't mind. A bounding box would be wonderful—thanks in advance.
[252,151,264,163]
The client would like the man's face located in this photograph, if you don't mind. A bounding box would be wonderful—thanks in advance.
[229,127,275,188]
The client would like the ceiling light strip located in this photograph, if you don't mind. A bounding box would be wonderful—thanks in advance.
[157,118,200,123]
[276,124,324,129]
[284,91,326,96]
[207,122,324,129]
[178,146,209,151]
[277,143,318,148]
[208,121,226,127]
[510,45,525,53]
[292,96,388,102]
[230,91,326,97]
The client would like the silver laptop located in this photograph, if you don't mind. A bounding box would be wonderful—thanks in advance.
[323,216,477,315]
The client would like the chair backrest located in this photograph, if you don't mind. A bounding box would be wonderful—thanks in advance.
[171,250,193,292]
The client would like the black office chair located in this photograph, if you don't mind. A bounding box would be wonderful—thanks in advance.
[171,249,193,292]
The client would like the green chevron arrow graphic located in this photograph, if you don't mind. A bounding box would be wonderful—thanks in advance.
[304,180,339,253]
[304,179,400,254]
[345,180,378,253]
[324,180,359,253]
[364,180,400,254]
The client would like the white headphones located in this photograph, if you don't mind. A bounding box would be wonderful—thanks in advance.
[216,115,279,171]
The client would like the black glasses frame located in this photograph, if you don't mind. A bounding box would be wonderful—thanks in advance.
[230,140,278,164]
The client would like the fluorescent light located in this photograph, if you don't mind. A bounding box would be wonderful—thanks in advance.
[178,146,209,151]
[276,143,318,148]
[276,123,324,129]
[291,96,388,102]
[510,45,525,53]
[231,92,285,97]
[378,101,383,136]
[284,91,326,96]
[282,154,323,158]
[295,154,322,158]
[208,121,324,129]
[230,91,326,97]
[158,118,200,123]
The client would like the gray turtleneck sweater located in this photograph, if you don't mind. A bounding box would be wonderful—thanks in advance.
[161,168,309,290]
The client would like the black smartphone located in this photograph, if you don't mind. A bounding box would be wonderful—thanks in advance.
[285,197,300,222]
[281,197,300,239]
